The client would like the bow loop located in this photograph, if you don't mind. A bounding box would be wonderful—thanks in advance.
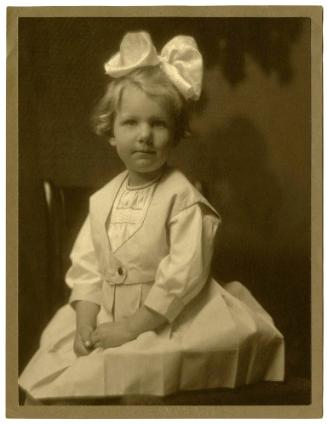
[104,32,202,101]
[104,32,160,78]
[160,35,203,101]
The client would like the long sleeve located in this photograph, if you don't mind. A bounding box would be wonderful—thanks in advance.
[66,216,103,307]
[144,203,220,323]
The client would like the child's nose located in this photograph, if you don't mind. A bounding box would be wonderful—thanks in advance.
[138,123,152,143]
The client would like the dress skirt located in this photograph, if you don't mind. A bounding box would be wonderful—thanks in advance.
[19,279,284,399]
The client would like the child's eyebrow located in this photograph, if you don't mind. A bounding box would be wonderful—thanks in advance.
[119,113,138,120]
[119,113,169,121]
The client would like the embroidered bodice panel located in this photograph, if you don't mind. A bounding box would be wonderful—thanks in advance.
[107,178,158,252]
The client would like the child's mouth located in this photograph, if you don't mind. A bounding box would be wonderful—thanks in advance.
[134,150,155,155]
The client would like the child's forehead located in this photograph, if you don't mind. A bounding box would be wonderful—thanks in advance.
[118,84,173,116]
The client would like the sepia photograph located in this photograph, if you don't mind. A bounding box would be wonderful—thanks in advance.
[6,5,322,419]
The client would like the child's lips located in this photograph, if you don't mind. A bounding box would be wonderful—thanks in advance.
[133,150,156,155]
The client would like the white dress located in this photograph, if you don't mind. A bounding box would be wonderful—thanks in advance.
[19,175,284,399]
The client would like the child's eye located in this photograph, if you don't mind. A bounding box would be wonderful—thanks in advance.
[123,119,137,126]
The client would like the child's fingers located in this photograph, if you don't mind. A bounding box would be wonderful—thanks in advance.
[74,338,89,356]
[75,330,92,351]
[79,326,92,340]
[80,335,93,350]
[79,327,94,348]
[93,340,103,349]
[79,345,89,356]
[90,331,100,344]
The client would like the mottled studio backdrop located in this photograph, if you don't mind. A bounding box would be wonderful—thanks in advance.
[19,18,310,383]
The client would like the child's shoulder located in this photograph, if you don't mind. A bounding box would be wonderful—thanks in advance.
[161,168,221,220]
[90,170,128,203]
[162,167,192,188]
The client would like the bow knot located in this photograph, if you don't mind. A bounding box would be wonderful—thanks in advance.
[104,32,203,101]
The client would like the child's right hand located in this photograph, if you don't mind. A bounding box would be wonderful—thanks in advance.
[73,325,94,357]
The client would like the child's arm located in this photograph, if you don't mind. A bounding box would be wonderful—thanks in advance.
[127,305,168,336]
[65,217,103,356]
[90,306,167,349]
[74,300,100,356]
[143,203,220,324]
[75,300,100,330]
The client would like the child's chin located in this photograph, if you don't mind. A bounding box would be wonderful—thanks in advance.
[134,164,162,174]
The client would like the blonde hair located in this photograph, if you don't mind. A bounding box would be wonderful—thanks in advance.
[91,66,189,143]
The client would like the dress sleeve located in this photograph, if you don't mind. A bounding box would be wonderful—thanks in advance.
[144,203,220,323]
[66,216,103,307]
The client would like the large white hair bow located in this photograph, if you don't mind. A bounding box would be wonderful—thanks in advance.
[104,32,203,101]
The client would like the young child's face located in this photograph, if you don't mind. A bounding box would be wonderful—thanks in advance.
[110,84,175,185]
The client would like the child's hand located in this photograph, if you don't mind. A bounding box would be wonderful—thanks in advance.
[73,325,94,357]
[90,321,134,349]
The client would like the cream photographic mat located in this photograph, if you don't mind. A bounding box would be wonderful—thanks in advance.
[6,5,323,419]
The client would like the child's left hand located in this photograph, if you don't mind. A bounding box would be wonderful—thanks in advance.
[90,321,134,349]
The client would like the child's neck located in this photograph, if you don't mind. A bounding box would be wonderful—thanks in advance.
[127,166,167,187]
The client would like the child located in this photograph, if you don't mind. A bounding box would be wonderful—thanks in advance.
[19,32,284,401]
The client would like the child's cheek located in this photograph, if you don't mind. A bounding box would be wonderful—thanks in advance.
[123,127,135,138]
